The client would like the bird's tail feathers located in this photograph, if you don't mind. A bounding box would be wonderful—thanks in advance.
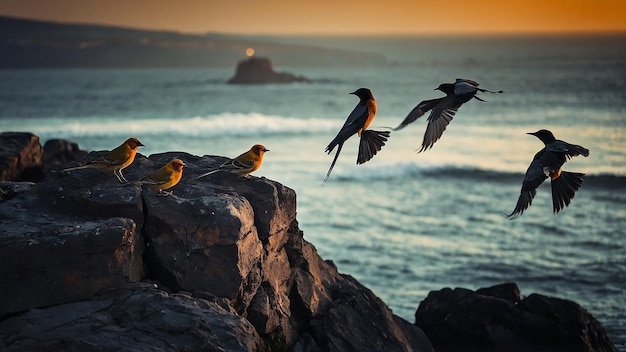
[505,189,536,220]
[477,87,505,94]
[325,137,340,155]
[322,143,343,186]
[551,171,585,214]
[473,95,487,102]
[357,130,390,165]
[192,169,219,181]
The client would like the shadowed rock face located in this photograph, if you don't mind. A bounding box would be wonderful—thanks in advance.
[0,132,42,182]
[415,283,617,352]
[227,57,310,84]
[0,141,433,352]
[0,282,263,352]
[0,132,86,183]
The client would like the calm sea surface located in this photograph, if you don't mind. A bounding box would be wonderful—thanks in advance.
[1,34,625,349]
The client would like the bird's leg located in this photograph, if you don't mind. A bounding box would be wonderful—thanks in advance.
[113,170,125,183]
[118,169,129,183]
[158,189,173,197]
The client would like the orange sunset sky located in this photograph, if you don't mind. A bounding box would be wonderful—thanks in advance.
[1,0,625,35]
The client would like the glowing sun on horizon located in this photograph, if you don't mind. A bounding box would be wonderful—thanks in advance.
[246,48,255,57]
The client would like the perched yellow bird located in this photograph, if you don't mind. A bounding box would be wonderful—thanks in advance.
[193,144,269,180]
[62,137,144,183]
[126,159,186,196]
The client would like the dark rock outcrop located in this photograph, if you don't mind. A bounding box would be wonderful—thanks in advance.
[0,133,86,183]
[227,57,309,84]
[0,132,42,182]
[0,282,262,352]
[0,134,433,352]
[415,283,617,352]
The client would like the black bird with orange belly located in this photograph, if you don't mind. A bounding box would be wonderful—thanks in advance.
[506,129,589,219]
[323,88,390,184]
[394,78,503,152]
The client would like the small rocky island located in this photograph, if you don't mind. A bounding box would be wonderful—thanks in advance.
[227,57,310,84]
[0,132,617,351]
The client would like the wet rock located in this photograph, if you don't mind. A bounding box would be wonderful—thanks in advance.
[41,138,87,172]
[415,283,617,352]
[0,216,143,316]
[227,57,309,84]
[0,132,42,182]
[0,282,263,352]
[0,181,35,203]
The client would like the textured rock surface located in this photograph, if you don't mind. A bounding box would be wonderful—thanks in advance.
[0,137,434,352]
[414,283,617,352]
[0,215,143,316]
[0,132,42,182]
[0,283,262,352]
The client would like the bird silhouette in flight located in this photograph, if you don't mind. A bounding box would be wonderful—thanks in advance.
[394,78,503,152]
[506,129,589,219]
[323,88,390,184]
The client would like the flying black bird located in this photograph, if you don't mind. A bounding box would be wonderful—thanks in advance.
[506,129,590,219]
[323,88,390,184]
[394,78,503,152]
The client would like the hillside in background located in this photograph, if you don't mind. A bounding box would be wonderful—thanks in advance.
[0,16,386,68]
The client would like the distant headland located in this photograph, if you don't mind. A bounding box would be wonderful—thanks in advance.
[0,16,386,68]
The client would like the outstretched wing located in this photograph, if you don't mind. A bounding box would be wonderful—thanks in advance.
[418,97,461,152]
[393,98,442,131]
[548,140,590,160]
[506,158,547,219]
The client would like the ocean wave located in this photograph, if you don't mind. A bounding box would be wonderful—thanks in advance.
[8,113,339,138]
[329,161,626,187]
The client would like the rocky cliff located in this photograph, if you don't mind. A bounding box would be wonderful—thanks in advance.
[0,132,617,352]
[0,132,432,351]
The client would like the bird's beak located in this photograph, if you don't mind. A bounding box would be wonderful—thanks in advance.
[526,132,536,136]
[264,149,270,152]
[349,91,356,95]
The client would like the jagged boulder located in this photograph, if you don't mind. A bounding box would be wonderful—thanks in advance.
[415,283,616,352]
[0,215,143,316]
[0,133,85,182]
[0,132,42,182]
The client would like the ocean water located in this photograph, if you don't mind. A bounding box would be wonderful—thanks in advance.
[1,34,625,348]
